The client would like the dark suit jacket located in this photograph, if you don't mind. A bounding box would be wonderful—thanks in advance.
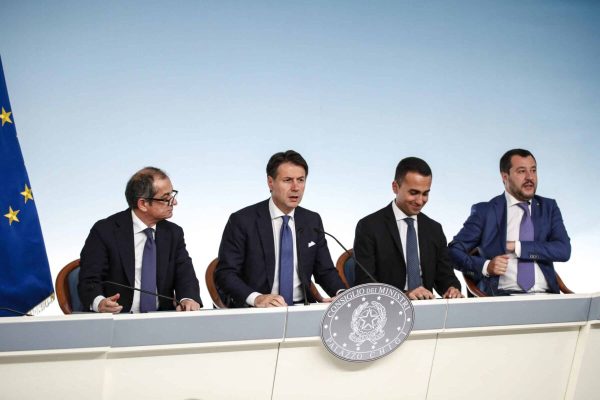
[448,194,571,295]
[78,209,202,312]
[215,199,345,308]
[353,203,460,295]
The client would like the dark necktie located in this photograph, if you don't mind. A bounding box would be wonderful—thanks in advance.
[140,227,157,312]
[279,215,294,305]
[516,202,535,291]
[404,217,422,290]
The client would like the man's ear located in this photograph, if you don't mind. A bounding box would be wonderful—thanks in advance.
[392,180,399,194]
[137,198,148,212]
[267,176,274,193]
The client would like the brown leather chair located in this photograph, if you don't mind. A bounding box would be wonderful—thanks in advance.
[55,259,83,314]
[335,249,354,289]
[205,258,228,308]
[205,257,324,308]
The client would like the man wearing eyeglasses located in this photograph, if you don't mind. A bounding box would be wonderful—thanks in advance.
[78,167,202,313]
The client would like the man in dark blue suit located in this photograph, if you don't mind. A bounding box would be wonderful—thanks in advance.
[78,167,202,313]
[215,150,345,308]
[449,149,571,295]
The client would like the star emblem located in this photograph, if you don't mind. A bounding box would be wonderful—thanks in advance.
[358,308,380,331]
[4,206,20,225]
[1,107,12,126]
[20,184,34,203]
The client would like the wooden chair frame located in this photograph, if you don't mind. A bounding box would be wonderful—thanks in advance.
[55,259,81,314]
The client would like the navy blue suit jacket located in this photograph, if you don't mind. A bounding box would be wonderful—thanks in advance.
[353,203,461,295]
[449,194,571,295]
[78,209,202,312]
[215,200,345,308]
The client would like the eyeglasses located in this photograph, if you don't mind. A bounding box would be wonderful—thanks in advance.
[142,190,178,206]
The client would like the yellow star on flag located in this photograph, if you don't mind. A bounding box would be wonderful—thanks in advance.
[1,106,12,126]
[20,184,34,203]
[4,206,20,225]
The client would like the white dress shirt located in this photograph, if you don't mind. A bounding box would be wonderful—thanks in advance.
[482,192,548,292]
[391,200,421,291]
[245,198,303,306]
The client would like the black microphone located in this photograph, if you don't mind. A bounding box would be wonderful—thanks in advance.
[294,227,309,305]
[0,307,32,316]
[102,281,180,306]
[313,227,378,284]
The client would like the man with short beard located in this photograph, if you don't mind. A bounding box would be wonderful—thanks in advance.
[449,149,571,295]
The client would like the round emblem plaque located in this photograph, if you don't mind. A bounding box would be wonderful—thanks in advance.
[320,283,414,363]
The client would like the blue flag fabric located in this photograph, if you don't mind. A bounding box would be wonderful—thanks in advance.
[0,57,54,317]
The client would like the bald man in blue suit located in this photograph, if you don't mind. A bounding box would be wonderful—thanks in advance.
[449,149,571,296]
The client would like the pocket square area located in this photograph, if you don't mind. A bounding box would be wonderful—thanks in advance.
[308,241,316,248]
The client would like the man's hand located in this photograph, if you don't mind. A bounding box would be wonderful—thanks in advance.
[487,254,510,276]
[506,241,516,253]
[254,294,287,308]
[177,299,202,311]
[443,286,463,299]
[98,293,123,313]
[407,286,434,300]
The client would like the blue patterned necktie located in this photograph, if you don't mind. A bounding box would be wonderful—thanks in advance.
[404,217,422,290]
[279,215,294,305]
[140,227,157,312]
[516,202,535,291]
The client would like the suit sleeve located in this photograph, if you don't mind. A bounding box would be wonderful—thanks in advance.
[520,200,571,263]
[311,216,345,296]
[78,224,110,310]
[353,218,378,286]
[448,204,488,281]
[172,227,202,306]
[215,214,257,305]
[433,227,461,295]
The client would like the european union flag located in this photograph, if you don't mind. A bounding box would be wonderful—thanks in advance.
[0,56,54,317]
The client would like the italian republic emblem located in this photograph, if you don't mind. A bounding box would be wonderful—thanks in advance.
[320,283,414,362]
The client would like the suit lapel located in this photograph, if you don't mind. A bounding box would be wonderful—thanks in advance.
[531,196,541,240]
[115,210,135,286]
[416,213,431,283]
[256,201,276,289]
[494,194,507,253]
[293,207,308,285]
[384,203,405,265]
[155,221,170,289]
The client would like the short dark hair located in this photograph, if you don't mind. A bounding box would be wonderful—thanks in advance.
[125,167,168,208]
[499,149,536,173]
[266,150,308,178]
[394,157,432,183]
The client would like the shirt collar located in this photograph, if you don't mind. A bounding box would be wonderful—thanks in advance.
[392,200,416,222]
[131,209,156,233]
[504,191,528,208]
[269,197,295,221]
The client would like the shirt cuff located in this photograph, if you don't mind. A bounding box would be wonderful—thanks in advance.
[246,292,261,307]
[515,241,522,257]
[92,295,105,312]
[482,260,491,278]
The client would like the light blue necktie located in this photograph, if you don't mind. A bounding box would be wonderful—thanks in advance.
[140,228,157,312]
[279,215,294,305]
[516,202,535,291]
[404,217,422,290]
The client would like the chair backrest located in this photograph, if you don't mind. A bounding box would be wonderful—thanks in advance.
[335,249,355,289]
[55,259,84,314]
[205,258,228,308]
